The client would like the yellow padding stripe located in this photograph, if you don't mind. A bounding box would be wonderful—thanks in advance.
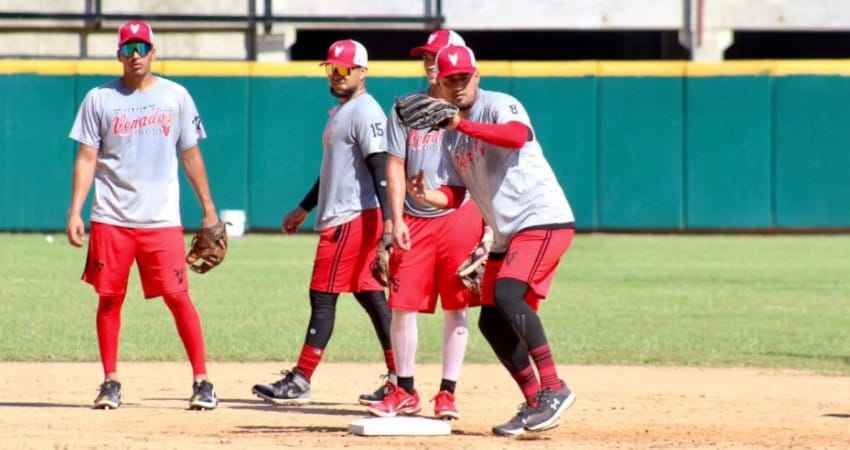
[2,59,850,77]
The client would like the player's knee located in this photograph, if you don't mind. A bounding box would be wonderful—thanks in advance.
[492,278,529,310]
[309,290,338,320]
[477,306,502,341]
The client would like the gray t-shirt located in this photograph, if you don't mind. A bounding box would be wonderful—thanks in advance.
[69,77,206,228]
[386,90,462,218]
[315,93,387,230]
[443,89,574,253]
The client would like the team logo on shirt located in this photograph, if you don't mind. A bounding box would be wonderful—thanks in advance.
[406,128,443,152]
[112,105,175,137]
[452,137,487,171]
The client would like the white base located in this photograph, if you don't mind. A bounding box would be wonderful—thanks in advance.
[348,416,451,436]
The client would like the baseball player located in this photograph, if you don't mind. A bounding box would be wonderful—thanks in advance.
[407,44,577,435]
[251,39,396,406]
[66,20,219,410]
[365,30,486,420]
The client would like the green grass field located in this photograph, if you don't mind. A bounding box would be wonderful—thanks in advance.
[1,232,848,374]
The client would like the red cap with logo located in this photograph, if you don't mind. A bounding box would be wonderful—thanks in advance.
[409,30,465,57]
[118,20,154,47]
[321,39,368,68]
[436,44,478,79]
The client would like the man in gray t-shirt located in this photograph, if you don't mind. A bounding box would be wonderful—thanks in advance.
[67,20,220,411]
[408,44,577,436]
[251,39,397,407]
[366,29,485,421]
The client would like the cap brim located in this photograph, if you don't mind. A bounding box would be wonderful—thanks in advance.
[320,58,358,68]
[119,38,153,46]
[437,68,476,79]
[409,45,435,57]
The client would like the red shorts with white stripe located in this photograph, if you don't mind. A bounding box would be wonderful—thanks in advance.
[310,208,384,293]
[480,227,574,312]
[83,221,188,299]
[388,200,483,313]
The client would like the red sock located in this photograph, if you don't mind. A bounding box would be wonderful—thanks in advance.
[511,365,540,407]
[297,344,324,379]
[96,295,125,376]
[163,291,207,377]
[384,349,397,374]
[529,344,562,390]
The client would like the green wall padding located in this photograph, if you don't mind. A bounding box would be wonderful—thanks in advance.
[3,67,849,232]
[598,77,684,229]
[685,76,773,228]
[774,76,850,228]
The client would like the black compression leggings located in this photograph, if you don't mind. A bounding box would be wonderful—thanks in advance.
[478,278,549,371]
[304,289,393,351]
[304,290,338,348]
[353,290,393,351]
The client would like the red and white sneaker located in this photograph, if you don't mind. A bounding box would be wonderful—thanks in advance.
[432,390,460,420]
[366,384,421,417]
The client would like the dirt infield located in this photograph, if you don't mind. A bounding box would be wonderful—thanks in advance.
[1,362,847,449]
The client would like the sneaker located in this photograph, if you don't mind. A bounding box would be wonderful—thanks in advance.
[251,367,311,405]
[358,372,397,405]
[524,381,576,432]
[492,402,534,436]
[366,385,421,417]
[93,380,122,410]
[432,390,460,420]
[189,379,218,410]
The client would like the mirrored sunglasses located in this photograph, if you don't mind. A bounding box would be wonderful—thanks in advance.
[119,42,152,57]
[324,64,357,77]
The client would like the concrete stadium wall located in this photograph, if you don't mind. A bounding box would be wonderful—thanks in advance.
[4,1,850,60]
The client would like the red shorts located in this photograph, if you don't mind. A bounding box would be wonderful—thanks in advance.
[388,200,483,313]
[481,228,574,312]
[83,221,189,299]
[310,208,384,293]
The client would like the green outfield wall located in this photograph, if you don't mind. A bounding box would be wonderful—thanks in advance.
[2,60,849,232]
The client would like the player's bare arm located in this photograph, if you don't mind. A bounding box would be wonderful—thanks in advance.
[386,154,411,250]
[66,143,98,247]
[283,177,318,234]
[406,169,452,209]
[180,145,220,228]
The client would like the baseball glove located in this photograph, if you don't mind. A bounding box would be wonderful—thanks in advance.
[395,93,458,130]
[186,220,228,274]
[370,232,392,287]
[456,228,494,295]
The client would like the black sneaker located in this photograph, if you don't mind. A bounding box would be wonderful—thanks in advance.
[252,367,311,405]
[93,380,122,409]
[524,381,576,432]
[189,379,218,410]
[357,372,397,405]
[492,402,534,436]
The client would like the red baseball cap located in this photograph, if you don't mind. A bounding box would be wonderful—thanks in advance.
[321,39,368,68]
[409,30,465,57]
[118,20,154,47]
[436,44,478,79]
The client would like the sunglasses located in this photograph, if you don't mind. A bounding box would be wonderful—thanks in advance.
[324,64,358,77]
[119,42,152,58]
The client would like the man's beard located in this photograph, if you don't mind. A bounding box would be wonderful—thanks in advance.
[330,85,357,100]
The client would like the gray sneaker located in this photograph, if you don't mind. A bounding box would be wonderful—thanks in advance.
[189,379,218,410]
[93,380,122,410]
[358,372,397,405]
[492,402,534,436]
[524,381,576,432]
[251,367,311,405]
